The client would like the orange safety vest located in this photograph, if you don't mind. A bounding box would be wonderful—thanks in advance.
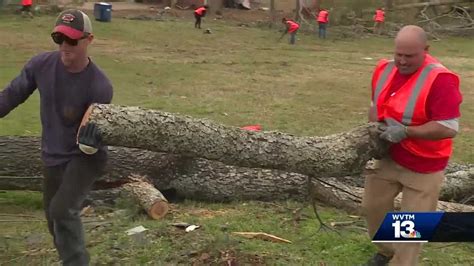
[22,0,32,6]
[374,9,385,22]
[372,54,460,159]
[195,7,206,16]
[286,20,300,33]
[317,10,329,23]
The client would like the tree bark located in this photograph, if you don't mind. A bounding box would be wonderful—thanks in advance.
[0,136,472,204]
[295,0,301,21]
[0,136,180,189]
[121,175,169,219]
[0,176,43,191]
[313,0,321,10]
[83,104,388,178]
[270,0,275,23]
[312,178,474,213]
[384,0,393,9]
[439,165,474,203]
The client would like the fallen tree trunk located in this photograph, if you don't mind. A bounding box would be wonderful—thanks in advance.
[0,176,43,191]
[89,176,474,214]
[439,165,474,203]
[0,136,472,204]
[89,180,474,215]
[0,136,180,189]
[312,178,474,213]
[83,104,387,178]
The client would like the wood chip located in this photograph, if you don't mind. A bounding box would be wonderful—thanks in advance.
[330,221,357,227]
[232,232,292,243]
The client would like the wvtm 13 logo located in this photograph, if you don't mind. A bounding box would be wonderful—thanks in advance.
[391,214,421,239]
[372,212,444,243]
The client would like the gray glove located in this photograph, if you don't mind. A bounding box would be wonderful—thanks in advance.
[379,118,408,143]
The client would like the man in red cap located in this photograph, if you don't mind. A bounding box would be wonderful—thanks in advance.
[0,9,113,265]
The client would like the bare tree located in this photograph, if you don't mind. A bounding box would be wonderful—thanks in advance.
[384,0,393,9]
[270,0,275,23]
[314,0,322,10]
[295,0,301,21]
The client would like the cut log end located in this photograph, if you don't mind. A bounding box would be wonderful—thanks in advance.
[76,105,94,144]
[148,201,170,220]
[122,174,170,220]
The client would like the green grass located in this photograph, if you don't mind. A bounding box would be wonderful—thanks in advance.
[0,14,472,161]
[0,14,473,264]
[1,191,473,265]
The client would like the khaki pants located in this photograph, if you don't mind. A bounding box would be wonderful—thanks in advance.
[362,158,444,266]
[374,21,384,35]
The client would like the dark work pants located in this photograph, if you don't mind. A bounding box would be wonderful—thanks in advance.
[43,155,106,266]
[21,5,31,12]
[195,14,202,29]
[318,22,327,39]
[289,31,297,45]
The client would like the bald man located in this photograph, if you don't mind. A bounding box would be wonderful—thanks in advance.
[363,25,462,265]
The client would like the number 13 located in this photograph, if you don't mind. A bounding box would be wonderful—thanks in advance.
[392,220,415,238]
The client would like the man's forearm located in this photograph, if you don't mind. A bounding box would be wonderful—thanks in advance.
[407,121,457,140]
[0,83,32,118]
[0,61,37,117]
[0,90,14,118]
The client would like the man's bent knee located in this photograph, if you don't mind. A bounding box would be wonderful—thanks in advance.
[49,200,80,221]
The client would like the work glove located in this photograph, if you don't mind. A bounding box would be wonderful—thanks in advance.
[78,123,102,155]
[379,118,408,143]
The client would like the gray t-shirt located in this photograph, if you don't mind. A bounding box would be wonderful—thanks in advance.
[0,51,113,166]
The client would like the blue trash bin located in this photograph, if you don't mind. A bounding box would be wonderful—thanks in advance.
[94,2,112,22]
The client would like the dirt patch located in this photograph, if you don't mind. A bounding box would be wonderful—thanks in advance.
[191,249,268,265]
[80,2,154,12]
[185,208,232,218]
[75,2,288,24]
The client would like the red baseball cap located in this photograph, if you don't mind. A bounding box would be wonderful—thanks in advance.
[52,9,92,39]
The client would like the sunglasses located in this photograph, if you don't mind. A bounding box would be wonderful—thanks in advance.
[51,32,89,46]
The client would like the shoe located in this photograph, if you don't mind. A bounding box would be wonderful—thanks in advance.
[364,253,392,266]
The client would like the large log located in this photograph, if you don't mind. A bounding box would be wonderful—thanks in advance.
[83,104,388,178]
[95,180,473,215]
[0,136,179,189]
[312,178,474,213]
[0,136,472,204]
[439,165,474,202]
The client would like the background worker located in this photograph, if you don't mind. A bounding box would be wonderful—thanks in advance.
[374,7,386,35]
[317,8,329,39]
[20,0,34,18]
[280,17,300,45]
[194,5,209,29]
